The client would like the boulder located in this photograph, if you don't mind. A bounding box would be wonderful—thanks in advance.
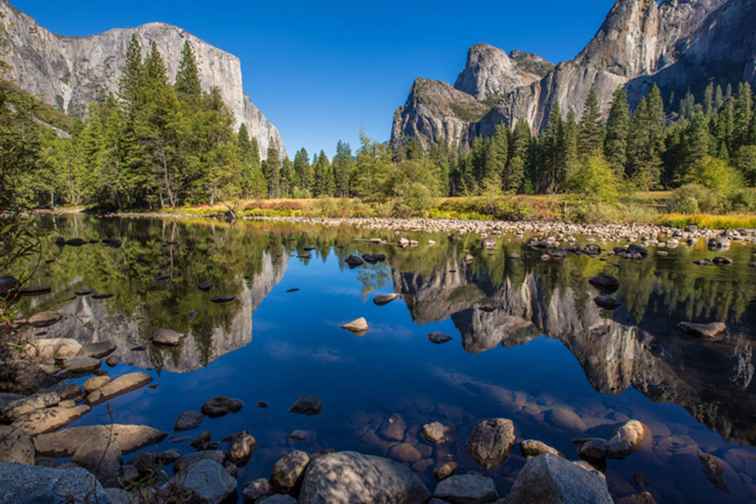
[272,450,310,491]
[434,461,458,481]
[299,451,430,503]
[152,328,185,346]
[341,317,369,333]
[12,405,90,435]
[175,450,226,473]
[677,321,727,339]
[421,421,450,444]
[520,439,560,458]
[60,356,100,374]
[229,431,256,464]
[0,426,35,465]
[27,311,62,328]
[588,274,620,293]
[34,424,166,456]
[346,255,365,268]
[0,275,18,295]
[374,293,400,306]
[606,420,649,458]
[78,341,117,359]
[201,396,243,417]
[0,462,109,503]
[594,296,621,310]
[468,418,516,469]
[546,407,587,432]
[24,339,81,361]
[173,459,236,504]
[388,443,423,463]
[71,436,122,486]
[379,414,407,441]
[87,372,151,404]
[175,410,204,431]
[433,473,499,503]
[242,478,272,502]
[104,488,134,504]
[507,454,613,504]
[577,438,608,462]
[84,375,111,393]
[289,396,322,416]
[2,391,60,420]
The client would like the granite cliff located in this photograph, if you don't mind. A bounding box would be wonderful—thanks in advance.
[0,0,283,156]
[392,0,754,150]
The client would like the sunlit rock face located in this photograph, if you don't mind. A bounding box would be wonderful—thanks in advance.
[0,0,283,157]
[33,252,287,373]
[393,0,752,149]
[395,263,756,444]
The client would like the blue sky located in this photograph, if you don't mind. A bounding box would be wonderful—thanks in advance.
[14,0,616,157]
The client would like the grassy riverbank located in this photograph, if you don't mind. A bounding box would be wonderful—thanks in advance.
[147,192,756,229]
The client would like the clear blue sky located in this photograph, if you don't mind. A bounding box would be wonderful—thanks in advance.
[14,0,615,157]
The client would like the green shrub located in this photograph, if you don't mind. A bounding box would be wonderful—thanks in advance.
[727,189,756,212]
[392,182,434,218]
[684,156,742,196]
[669,183,723,213]
[734,145,756,185]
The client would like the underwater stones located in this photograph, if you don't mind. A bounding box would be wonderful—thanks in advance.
[174,450,226,473]
[507,454,613,504]
[577,438,609,462]
[229,431,256,464]
[520,439,560,458]
[434,461,458,481]
[191,431,213,450]
[389,443,423,463]
[289,396,322,416]
[677,321,727,339]
[379,414,407,442]
[152,328,185,346]
[428,332,453,344]
[433,473,499,503]
[698,451,728,491]
[175,410,204,431]
[341,317,369,333]
[373,293,400,306]
[588,274,620,293]
[299,451,430,504]
[201,396,243,417]
[272,450,310,491]
[86,372,151,405]
[607,420,650,459]
[546,407,587,432]
[468,418,516,469]
[421,422,450,444]
[242,478,273,501]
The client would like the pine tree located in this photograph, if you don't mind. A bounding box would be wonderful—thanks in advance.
[119,35,144,114]
[482,124,508,190]
[293,148,312,194]
[238,125,265,197]
[540,103,562,193]
[578,89,603,159]
[703,81,715,116]
[175,41,202,99]
[604,87,630,177]
[734,82,753,150]
[313,151,332,197]
[561,111,580,190]
[504,120,530,192]
[332,141,354,197]
[680,110,712,183]
[263,145,281,197]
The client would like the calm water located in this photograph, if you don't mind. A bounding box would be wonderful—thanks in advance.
[13,215,756,503]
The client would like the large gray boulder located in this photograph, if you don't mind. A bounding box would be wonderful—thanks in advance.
[468,418,516,469]
[299,451,430,504]
[172,458,236,503]
[433,473,499,503]
[0,427,34,465]
[0,462,109,503]
[506,454,613,504]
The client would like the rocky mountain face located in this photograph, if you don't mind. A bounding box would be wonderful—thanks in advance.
[392,0,753,150]
[0,0,283,157]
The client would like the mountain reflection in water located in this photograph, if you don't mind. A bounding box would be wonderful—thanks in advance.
[14,215,756,503]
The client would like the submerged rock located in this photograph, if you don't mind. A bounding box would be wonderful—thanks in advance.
[201,396,243,417]
[34,424,166,456]
[468,418,516,469]
[290,396,322,416]
[421,421,450,444]
[272,450,310,491]
[299,451,430,503]
[388,443,423,463]
[175,410,204,431]
[87,372,151,404]
[428,332,453,344]
[12,404,90,435]
[507,454,613,504]
[373,293,400,306]
[173,458,236,504]
[433,473,499,503]
[346,255,365,268]
[520,439,560,458]
[341,317,369,333]
[607,420,650,458]
[433,461,458,481]
[379,414,407,442]
[229,431,256,464]
[242,478,273,502]
[0,462,109,503]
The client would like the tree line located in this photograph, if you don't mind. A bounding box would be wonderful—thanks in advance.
[3,34,756,211]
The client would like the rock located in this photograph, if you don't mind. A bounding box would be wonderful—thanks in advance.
[615,492,657,504]
[72,436,122,486]
[379,414,407,442]
[362,253,387,264]
[712,256,733,265]
[60,356,100,374]
[290,396,322,416]
[698,451,728,491]
[242,478,273,502]
[520,439,560,458]
[374,293,401,306]
[84,375,111,393]
[34,424,166,456]
[210,295,237,304]
[0,462,109,503]
[87,372,151,404]
[434,461,458,481]
[229,431,256,464]
[433,473,499,503]
[2,391,60,420]
[78,341,117,358]
[577,438,609,462]
[346,255,365,268]
[299,451,430,503]
[173,459,236,504]
[24,338,81,361]
[507,454,613,504]
[272,450,310,491]
[27,311,62,328]
[594,295,621,310]
[175,410,204,431]
[468,418,516,469]
[175,450,226,473]
[708,237,730,250]
[104,488,134,504]
[0,275,18,295]
[289,430,316,442]
[421,421,450,444]
[607,420,650,459]
[428,332,453,344]
[105,355,120,367]
[191,431,213,450]
[588,274,620,293]
[201,396,243,417]
[546,407,587,432]
[198,280,213,291]
[341,317,369,333]
[12,405,90,435]
[677,321,727,339]
[0,426,35,465]
[152,328,185,346]
[389,443,423,463]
